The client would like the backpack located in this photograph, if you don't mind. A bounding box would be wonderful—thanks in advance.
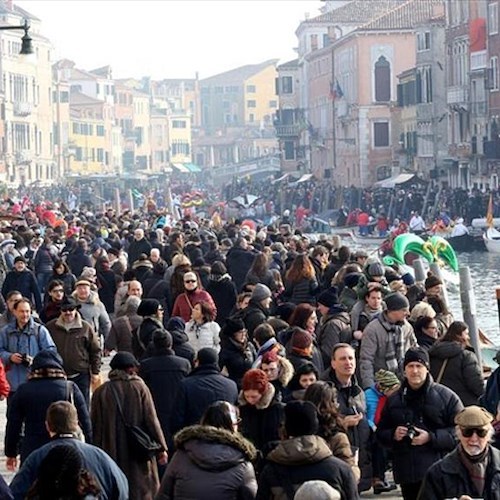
[479,366,500,414]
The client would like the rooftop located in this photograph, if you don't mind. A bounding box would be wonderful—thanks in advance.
[201,59,279,85]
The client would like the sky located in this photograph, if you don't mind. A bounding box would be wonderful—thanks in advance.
[17,0,321,80]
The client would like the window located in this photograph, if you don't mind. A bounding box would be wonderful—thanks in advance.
[283,141,295,160]
[96,125,105,136]
[491,56,499,91]
[281,76,293,94]
[374,56,391,102]
[246,85,256,93]
[417,31,431,51]
[489,3,498,35]
[417,66,433,103]
[97,148,104,162]
[248,113,255,122]
[247,100,256,108]
[172,120,186,128]
[373,122,389,147]
[172,141,190,155]
[214,86,223,94]
[269,100,277,108]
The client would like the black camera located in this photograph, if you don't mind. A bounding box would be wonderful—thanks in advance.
[21,353,33,367]
[406,423,419,441]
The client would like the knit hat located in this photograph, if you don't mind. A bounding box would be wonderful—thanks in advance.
[242,368,268,394]
[401,273,415,286]
[353,249,368,259]
[251,283,272,302]
[137,299,161,317]
[375,369,401,391]
[425,272,443,290]
[110,351,140,370]
[455,406,494,428]
[166,316,186,332]
[294,481,341,500]
[367,262,384,277]
[344,272,361,289]
[31,350,65,371]
[284,400,319,437]
[403,347,430,369]
[222,317,246,337]
[385,292,410,311]
[275,302,297,323]
[317,287,339,308]
[14,256,26,264]
[291,328,312,350]
[196,347,219,366]
[152,328,173,349]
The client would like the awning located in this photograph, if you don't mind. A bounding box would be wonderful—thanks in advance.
[172,163,190,173]
[296,173,314,183]
[374,173,424,188]
[271,173,290,184]
[186,163,202,173]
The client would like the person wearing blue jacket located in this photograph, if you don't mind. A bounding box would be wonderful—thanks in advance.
[0,297,56,394]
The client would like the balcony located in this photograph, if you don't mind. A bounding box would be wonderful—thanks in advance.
[15,149,31,164]
[13,101,32,117]
[447,86,469,105]
[470,50,488,71]
[275,123,301,137]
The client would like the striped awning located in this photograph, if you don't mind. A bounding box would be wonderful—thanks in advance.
[172,163,190,173]
[186,163,202,173]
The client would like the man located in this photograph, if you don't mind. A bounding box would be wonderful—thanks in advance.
[72,278,111,341]
[359,292,416,389]
[0,290,22,328]
[1,256,42,312]
[376,347,463,500]
[242,284,273,339]
[9,401,128,500]
[171,347,238,433]
[114,279,143,317]
[127,228,152,268]
[46,297,101,405]
[105,295,143,354]
[419,405,500,500]
[451,217,469,238]
[257,400,359,500]
[66,238,92,279]
[226,237,256,292]
[321,343,372,492]
[350,286,384,339]
[352,249,369,268]
[409,211,425,234]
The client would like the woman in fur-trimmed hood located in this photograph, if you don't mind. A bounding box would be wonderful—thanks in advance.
[157,402,257,500]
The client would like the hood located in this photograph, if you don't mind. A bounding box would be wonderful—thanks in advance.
[267,435,332,465]
[428,340,463,359]
[208,273,231,283]
[175,425,256,468]
[324,309,350,324]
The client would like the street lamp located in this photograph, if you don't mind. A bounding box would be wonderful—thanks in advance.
[0,19,33,55]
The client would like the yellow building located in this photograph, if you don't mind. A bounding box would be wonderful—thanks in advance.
[168,111,192,169]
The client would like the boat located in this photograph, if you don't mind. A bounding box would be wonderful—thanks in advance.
[483,227,500,253]
[480,330,499,371]
[446,232,486,252]
[348,231,387,246]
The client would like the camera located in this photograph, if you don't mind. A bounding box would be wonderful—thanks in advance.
[21,353,33,367]
[406,423,419,441]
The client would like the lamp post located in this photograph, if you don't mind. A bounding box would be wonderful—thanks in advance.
[0,19,33,54]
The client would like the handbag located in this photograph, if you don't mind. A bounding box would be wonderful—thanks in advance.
[109,382,162,461]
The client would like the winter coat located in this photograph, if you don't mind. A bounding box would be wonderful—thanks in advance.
[418,445,500,500]
[246,269,276,291]
[33,244,55,275]
[66,247,92,277]
[71,290,111,339]
[127,238,152,267]
[219,336,256,388]
[185,319,221,353]
[359,313,417,389]
[105,313,143,353]
[241,299,269,339]
[168,322,195,365]
[139,351,191,449]
[9,437,128,500]
[257,435,359,500]
[1,269,42,311]
[157,425,257,500]
[97,269,118,314]
[145,278,171,314]
[283,277,318,305]
[238,382,285,455]
[45,314,101,376]
[317,307,352,366]
[0,318,56,392]
[428,340,484,406]
[376,375,464,485]
[206,274,238,326]
[138,316,165,354]
[226,247,256,291]
[280,329,324,374]
[171,364,238,433]
[253,355,294,402]
[171,289,217,323]
[91,370,167,500]
[39,298,62,325]
[5,377,91,461]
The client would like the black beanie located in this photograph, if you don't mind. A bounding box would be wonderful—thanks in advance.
[404,347,430,369]
[367,262,384,277]
[284,401,319,437]
[137,299,161,317]
[31,350,64,371]
[384,292,410,311]
[222,317,246,337]
[317,287,339,308]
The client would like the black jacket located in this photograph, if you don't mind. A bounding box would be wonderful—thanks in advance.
[66,248,92,278]
[206,275,237,327]
[376,375,464,484]
[219,337,256,388]
[171,364,238,433]
[242,299,269,339]
[226,247,256,291]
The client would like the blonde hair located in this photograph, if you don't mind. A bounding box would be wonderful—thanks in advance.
[172,254,191,267]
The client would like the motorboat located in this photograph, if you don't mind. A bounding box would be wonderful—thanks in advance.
[483,227,500,253]
[349,231,387,246]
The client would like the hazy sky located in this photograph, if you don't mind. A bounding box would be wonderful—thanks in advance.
[17,0,321,79]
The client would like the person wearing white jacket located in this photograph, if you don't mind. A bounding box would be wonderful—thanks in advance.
[185,301,220,353]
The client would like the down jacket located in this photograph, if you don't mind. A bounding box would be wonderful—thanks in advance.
[157,425,257,500]
[317,307,352,366]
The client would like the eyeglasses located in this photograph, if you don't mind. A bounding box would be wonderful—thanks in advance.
[461,427,489,438]
[51,289,64,293]
[184,280,197,284]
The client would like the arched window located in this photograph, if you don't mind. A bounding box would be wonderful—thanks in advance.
[374,56,391,102]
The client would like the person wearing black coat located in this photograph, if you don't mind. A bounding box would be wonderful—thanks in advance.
[165,316,195,365]
[171,348,238,433]
[205,262,237,327]
[136,299,166,358]
[66,240,92,278]
[96,257,117,314]
[241,284,273,339]
[225,239,256,292]
[127,229,152,268]
[139,330,191,450]
[4,350,91,464]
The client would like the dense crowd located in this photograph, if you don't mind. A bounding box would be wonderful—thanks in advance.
[0,194,496,499]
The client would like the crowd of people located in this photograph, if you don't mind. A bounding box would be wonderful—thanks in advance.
[0,192,496,500]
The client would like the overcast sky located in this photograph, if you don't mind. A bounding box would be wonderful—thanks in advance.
[17,0,321,79]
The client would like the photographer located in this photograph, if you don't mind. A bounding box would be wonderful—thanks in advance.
[376,347,463,500]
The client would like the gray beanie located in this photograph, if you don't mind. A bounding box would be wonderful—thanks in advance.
[251,283,272,302]
[385,292,410,311]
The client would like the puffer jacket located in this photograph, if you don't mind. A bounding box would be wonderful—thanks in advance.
[283,277,318,305]
[376,375,464,485]
[428,340,484,406]
[157,425,257,500]
[71,290,111,339]
[185,320,220,353]
[257,435,359,500]
[317,307,352,366]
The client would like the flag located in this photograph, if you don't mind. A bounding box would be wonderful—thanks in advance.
[329,79,344,100]
[487,193,494,228]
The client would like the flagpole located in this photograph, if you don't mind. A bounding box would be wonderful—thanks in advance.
[331,49,337,202]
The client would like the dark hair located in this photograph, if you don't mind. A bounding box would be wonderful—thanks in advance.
[13,297,32,310]
[247,252,269,279]
[46,401,79,434]
[414,315,436,333]
[427,295,450,315]
[200,401,237,432]
[303,381,340,438]
[253,323,275,346]
[331,342,355,359]
[288,303,316,329]
[441,320,469,343]
[47,279,65,292]
[285,254,315,283]
[52,259,70,274]
[193,301,215,323]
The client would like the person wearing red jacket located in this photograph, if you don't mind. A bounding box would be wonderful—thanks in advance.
[0,359,10,399]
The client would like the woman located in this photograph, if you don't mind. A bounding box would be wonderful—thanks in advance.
[206,261,237,327]
[303,381,360,482]
[136,299,166,359]
[428,320,484,406]
[185,301,220,353]
[219,317,256,388]
[284,362,319,402]
[51,259,76,296]
[414,315,439,350]
[95,256,117,314]
[157,401,257,499]
[171,271,217,322]
[427,295,454,336]
[238,368,284,459]
[245,252,276,290]
[283,254,318,305]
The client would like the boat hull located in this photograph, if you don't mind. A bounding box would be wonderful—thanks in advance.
[448,233,486,252]
[483,227,500,253]
[349,231,387,246]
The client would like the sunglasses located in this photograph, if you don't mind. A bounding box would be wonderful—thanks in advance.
[184,279,197,284]
[461,427,489,438]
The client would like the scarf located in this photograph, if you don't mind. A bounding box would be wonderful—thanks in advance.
[458,444,489,496]
[379,313,404,375]
[29,368,67,380]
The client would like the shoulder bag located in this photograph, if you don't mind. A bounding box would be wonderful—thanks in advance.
[435,358,449,384]
[109,381,162,462]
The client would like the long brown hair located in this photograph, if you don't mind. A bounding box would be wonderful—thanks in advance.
[303,381,340,438]
[286,254,315,283]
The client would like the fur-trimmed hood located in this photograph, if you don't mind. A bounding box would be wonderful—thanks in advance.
[267,435,332,465]
[254,355,294,387]
[238,381,276,410]
[174,425,256,470]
